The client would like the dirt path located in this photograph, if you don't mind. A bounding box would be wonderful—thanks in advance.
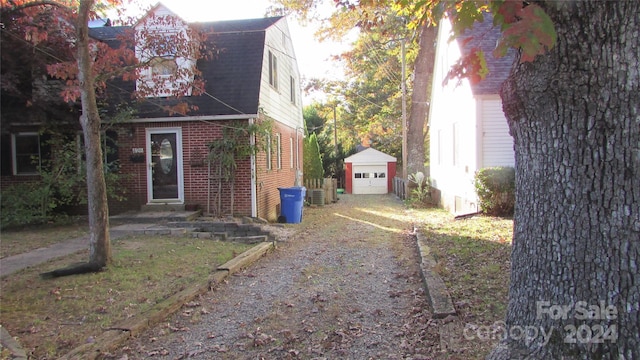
[111,194,440,359]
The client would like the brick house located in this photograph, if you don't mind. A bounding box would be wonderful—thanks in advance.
[0,4,304,222]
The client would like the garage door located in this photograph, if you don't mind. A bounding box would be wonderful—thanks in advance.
[352,165,388,194]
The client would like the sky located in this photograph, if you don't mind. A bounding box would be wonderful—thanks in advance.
[121,0,352,102]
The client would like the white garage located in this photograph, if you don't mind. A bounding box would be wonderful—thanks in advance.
[345,148,397,195]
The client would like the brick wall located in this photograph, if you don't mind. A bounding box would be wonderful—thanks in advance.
[255,121,303,221]
[114,120,254,216]
[1,119,304,221]
[116,119,303,221]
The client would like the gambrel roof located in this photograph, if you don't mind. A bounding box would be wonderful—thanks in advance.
[89,16,283,118]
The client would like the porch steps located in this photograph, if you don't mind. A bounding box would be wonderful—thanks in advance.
[140,203,187,212]
[167,221,277,243]
[110,216,279,245]
[110,210,201,224]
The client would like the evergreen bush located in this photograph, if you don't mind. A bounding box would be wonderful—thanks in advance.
[474,166,515,216]
[304,133,324,180]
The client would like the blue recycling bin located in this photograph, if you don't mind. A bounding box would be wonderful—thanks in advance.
[278,187,306,224]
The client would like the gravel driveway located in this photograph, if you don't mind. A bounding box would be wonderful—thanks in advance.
[110,194,440,359]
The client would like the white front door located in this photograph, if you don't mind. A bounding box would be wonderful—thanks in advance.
[146,128,184,203]
[352,165,388,194]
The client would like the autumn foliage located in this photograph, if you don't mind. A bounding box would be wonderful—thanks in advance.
[2,0,207,113]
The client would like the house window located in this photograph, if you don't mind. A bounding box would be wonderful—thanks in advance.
[437,129,442,165]
[290,76,296,104]
[151,57,177,77]
[139,56,181,97]
[289,137,294,169]
[12,133,41,175]
[265,133,272,170]
[276,133,282,169]
[268,51,278,90]
[453,123,460,166]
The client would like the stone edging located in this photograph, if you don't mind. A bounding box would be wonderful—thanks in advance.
[414,230,457,318]
[0,325,27,360]
[58,241,276,360]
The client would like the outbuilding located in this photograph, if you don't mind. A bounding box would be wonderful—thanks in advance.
[344,148,397,194]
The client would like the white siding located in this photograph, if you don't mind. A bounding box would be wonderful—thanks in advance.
[429,18,516,214]
[428,18,478,214]
[259,18,304,131]
[479,97,515,168]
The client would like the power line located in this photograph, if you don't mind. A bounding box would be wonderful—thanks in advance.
[362,39,400,83]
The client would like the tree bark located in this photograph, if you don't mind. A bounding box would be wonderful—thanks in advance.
[490,1,639,358]
[406,23,437,177]
[77,0,111,267]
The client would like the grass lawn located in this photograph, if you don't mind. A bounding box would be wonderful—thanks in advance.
[0,234,252,359]
[408,206,513,358]
[1,222,90,258]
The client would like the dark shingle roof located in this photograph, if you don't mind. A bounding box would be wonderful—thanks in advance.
[88,26,128,41]
[197,17,281,33]
[90,17,283,118]
[457,14,516,95]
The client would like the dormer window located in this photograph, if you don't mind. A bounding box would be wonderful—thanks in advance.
[151,57,177,77]
[137,55,190,98]
[134,5,197,98]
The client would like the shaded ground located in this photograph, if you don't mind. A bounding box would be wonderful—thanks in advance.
[1,194,512,359]
[1,236,252,359]
[108,194,441,359]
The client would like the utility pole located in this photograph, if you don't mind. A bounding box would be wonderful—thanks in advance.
[401,38,407,180]
[333,105,338,179]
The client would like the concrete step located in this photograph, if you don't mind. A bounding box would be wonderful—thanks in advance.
[140,203,185,212]
[110,210,201,224]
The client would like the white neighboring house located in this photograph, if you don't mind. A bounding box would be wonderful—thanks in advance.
[428,15,516,214]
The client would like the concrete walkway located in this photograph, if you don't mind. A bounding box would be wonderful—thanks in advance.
[0,210,200,278]
[1,227,131,278]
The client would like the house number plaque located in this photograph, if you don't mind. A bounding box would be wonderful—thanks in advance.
[130,148,145,163]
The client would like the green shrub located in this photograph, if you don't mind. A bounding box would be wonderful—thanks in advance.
[0,182,52,228]
[0,134,126,229]
[474,166,515,216]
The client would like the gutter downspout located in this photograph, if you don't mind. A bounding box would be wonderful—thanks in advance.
[295,126,305,186]
[250,118,258,218]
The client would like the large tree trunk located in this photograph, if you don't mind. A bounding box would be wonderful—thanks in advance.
[406,23,437,177]
[77,0,111,267]
[490,1,639,358]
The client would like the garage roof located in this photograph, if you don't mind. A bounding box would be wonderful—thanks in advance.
[345,148,397,164]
